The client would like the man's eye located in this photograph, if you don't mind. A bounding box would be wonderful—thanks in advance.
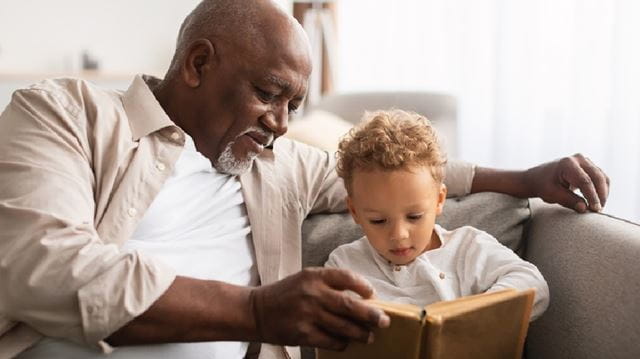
[288,104,299,115]
[255,87,276,102]
[369,219,387,225]
[407,214,423,221]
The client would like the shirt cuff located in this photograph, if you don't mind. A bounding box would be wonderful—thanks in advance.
[444,160,476,197]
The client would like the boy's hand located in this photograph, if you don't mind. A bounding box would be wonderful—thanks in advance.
[249,267,390,350]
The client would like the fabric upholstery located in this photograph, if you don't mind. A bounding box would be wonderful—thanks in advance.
[309,92,459,158]
[525,199,640,359]
[284,110,354,153]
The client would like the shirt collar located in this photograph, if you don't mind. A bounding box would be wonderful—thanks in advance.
[122,74,177,141]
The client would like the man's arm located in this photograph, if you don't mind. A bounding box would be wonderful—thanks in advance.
[471,153,610,213]
[0,91,387,351]
[107,269,389,351]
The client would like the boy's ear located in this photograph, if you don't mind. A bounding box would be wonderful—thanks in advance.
[346,196,361,224]
[436,183,447,216]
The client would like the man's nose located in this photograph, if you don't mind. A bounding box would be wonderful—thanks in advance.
[260,106,288,137]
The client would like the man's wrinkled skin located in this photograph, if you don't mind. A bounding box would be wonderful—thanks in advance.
[107,0,609,352]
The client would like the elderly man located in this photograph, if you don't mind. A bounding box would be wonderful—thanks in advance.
[0,0,609,358]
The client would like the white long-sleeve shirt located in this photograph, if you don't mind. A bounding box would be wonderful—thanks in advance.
[325,224,549,320]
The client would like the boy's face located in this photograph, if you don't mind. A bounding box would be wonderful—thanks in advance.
[347,167,447,265]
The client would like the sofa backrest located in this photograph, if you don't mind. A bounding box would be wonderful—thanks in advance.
[309,91,459,158]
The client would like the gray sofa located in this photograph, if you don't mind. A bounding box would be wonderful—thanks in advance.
[299,92,640,359]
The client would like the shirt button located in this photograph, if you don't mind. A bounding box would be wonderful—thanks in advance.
[394,265,402,272]
[170,131,180,141]
[439,272,446,279]
[155,162,166,171]
[127,207,137,217]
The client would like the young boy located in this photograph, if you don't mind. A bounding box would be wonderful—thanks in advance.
[325,110,549,320]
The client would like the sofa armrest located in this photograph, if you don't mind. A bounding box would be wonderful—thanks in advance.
[524,199,640,359]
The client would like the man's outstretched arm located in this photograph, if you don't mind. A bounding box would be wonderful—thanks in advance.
[471,153,610,213]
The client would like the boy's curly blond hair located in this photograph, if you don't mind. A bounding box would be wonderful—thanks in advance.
[336,109,446,194]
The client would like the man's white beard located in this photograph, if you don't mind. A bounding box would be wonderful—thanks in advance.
[216,141,259,175]
[215,127,274,175]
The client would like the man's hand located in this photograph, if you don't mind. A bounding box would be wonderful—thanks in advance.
[249,267,390,351]
[523,153,610,212]
[471,153,610,213]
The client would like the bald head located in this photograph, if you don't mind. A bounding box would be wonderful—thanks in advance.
[166,0,310,78]
[153,0,311,175]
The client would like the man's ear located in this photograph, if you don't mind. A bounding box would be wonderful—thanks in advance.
[346,196,361,225]
[182,38,216,88]
[436,183,447,216]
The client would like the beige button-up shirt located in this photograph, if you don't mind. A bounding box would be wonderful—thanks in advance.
[0,75,474,359]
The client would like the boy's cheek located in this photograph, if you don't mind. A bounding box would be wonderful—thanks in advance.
[366,234,386,250]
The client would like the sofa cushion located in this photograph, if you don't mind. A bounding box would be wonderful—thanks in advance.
[283,110,354,153]
[302,192,531,268]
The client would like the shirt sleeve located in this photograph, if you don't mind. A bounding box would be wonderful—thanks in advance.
[0,88,177,349]
[457,228,550,321]
[324,252,339,268]
[443,160,476,197]
[286,140,348,215]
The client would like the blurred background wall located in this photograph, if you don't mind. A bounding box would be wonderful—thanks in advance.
[0,0,291,74]
[0,0,291,109]
[0,0,638,222]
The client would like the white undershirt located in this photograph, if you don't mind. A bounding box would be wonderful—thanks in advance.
[22,135,258,359]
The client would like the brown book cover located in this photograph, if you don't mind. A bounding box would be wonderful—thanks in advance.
[316,288,535,359]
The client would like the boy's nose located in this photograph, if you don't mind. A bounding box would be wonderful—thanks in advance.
[389,223,409,241]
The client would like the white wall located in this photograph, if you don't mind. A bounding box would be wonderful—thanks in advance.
[0,0,292,76]
[0,0,292,109]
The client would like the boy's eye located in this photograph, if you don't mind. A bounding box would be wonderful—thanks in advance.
[369,219,387,225]
[288,104,299,115]
[407,213,423,221]
[255,87,277,102]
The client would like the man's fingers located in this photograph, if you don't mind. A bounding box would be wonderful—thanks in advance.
[552,186,588,213]
[562,156,601,212]
[321,288,390,329]
[581,156,610,208]
[320,268,375,299]
[303,325,349,351]
[316,308,372,344]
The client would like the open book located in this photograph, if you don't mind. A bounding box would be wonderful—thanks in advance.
[316,288,535,359]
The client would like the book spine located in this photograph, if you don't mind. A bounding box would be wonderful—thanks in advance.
[420,316,444,359]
